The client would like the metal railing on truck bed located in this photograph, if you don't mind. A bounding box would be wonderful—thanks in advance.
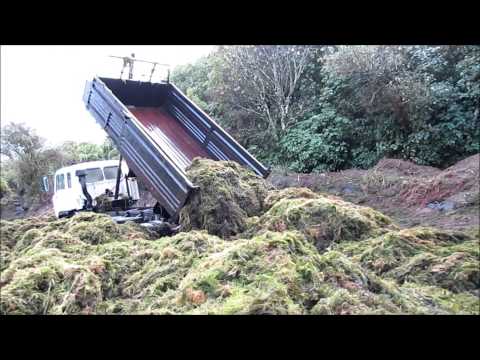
[83,77,270,217]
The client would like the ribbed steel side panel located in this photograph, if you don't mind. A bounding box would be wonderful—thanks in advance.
[166,84,270,178]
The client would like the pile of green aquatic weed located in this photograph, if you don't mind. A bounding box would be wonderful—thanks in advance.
[1,247,104,314]
[1,168,478,315]
[95,230,229,314]
[2,212,150,253]
[0,212,159,314]
[247,194,396,251]
[0,212,236,314]
[304,250,470,315]
[135,231,317,314]
[1,216,58,272]
[264,187,322,210]
[177,160,393,251]
[179,158,271,238]
[119,231,478,315]
[334,227,480,294]
[1,213,478,314]
[1,216,56,248]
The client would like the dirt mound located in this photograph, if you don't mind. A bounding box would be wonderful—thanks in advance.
[373,158,441,177]
[179,158,271,238]
[399,154,479,207]
[445,154,480,173]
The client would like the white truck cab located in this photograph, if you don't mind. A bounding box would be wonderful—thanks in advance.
[52,160,139,218]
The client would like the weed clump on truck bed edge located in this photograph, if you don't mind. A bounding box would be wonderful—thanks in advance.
[179,158,271,238]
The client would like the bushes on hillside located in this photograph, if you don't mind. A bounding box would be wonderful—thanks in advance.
[172,45,480,172]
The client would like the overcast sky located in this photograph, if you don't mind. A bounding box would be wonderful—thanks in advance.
[1,45,216,146]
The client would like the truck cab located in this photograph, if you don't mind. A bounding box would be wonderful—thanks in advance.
[52,160,139,218]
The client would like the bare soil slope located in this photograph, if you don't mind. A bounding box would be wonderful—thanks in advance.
[268,154,479,233]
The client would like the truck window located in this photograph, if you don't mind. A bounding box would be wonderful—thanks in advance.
[67,173,72,188]
[103,166,121,180]
[85,168,104,183]
[56,174,65,191]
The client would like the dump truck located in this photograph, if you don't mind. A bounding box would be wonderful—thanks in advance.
[76,76,269,230]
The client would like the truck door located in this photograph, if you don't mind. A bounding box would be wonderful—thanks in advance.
[84,167,108,201]
[52,172,83,217]
[52,173,67,216]
[103,165,131,198]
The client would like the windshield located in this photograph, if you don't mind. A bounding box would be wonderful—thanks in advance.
[85,168,104,183]
[104,166,120,180]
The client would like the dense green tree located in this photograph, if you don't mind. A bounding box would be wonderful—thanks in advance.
[171,45,479,171]
[1,123,48,197]
[316,45,480,168]
[0,123,121,202]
